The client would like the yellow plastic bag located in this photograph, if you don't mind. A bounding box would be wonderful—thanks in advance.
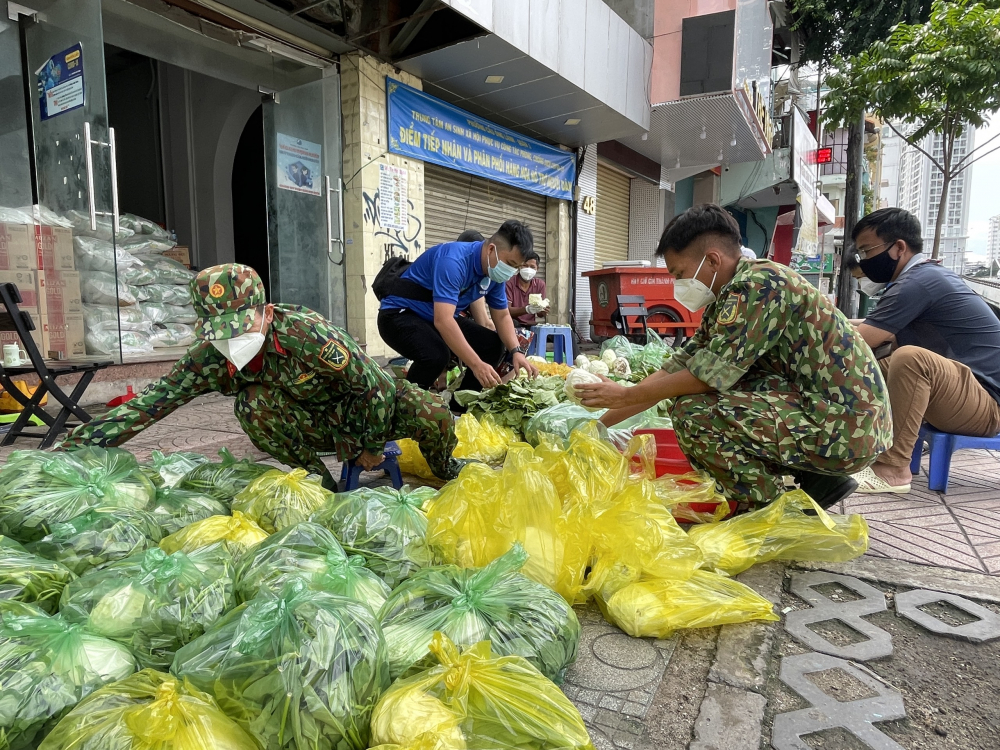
[687,489,869,577]
[38,669,258,750]
[159,511,268,556]
[398,439,439,481]
[425,461,508,569]
[452,413,519,464]
[600,570,779,638]
[231,468,331,533]
[0,379,47,411]
[651,471,733,524]
[369,633,595,750]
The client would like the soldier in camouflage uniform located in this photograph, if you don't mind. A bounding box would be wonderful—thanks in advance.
[59,264,462,485]
[576,205,891,510]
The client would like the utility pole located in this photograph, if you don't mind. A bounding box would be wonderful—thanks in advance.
[837,112,865,317]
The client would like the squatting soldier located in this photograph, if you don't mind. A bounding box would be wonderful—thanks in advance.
[576,205,892,511]
[58,264,462,486]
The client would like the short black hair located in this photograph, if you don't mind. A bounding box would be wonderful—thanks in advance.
[656,204,742,258]
[491,219,533,259]
[852,208,923,254]
[522,249,541,265]
[456,229,484,242]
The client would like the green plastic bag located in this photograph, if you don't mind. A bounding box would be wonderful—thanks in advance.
[59,543,234,669]
[231,468,331,533]
[27,507,163,575]
[144,451,211,489]
[522,403,609,446]
[0,614,136,749]
[176,448,272,503]
[370,633,594,750]
[0,599,48,619]
[38,669,259,750]
[0,448,156,542]
[233,522,390,610]
[171,580,390,750]
[150,487,229,536]
[628,329,673,379]
[378,545,580,684]
[310,485,436,587]
[0,535,75,613]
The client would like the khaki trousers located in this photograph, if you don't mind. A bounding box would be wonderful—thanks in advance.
[877,345,1000,467]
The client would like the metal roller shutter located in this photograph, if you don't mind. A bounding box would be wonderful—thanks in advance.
[595,162,631,267]
[424,163,547,279]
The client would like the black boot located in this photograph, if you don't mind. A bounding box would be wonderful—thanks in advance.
[791,470,858,510]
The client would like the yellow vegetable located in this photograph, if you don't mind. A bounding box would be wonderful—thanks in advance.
[159,511,268,556]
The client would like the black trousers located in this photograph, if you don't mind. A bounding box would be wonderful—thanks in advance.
[377,308,506,392]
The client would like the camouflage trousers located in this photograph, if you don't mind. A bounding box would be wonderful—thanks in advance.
[233,380,461,481]
[671,389,877,510]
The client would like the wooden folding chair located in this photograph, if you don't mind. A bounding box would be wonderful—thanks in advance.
[0,283,112,447]
[615,294,649,339]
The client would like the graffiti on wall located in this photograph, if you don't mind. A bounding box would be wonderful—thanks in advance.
[362,189,422,262]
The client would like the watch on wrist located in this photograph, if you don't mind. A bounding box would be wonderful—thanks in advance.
[511,346,527,355]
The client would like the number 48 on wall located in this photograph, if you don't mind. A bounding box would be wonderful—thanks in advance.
[581,195,596,215]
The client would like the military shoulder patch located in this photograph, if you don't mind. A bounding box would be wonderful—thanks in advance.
[319,340,350,371]
[716,295,741,326]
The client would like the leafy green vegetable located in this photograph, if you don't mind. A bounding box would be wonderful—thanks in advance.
[0,613,136,749]
[0,535,76,613]
[309,486,436,587]
[59,543,234,669]
[454,374,567,432]
[378,544,580,683]
[231,468,331,533]
[172,580,390,750]
[143,450,211,489]
[176,448,272,503]
[149,487,229,536]
[27,507,163,576]
[234,522,390,611]
[0,448,156,542]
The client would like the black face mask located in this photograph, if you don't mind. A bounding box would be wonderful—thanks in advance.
[858,247,899,284]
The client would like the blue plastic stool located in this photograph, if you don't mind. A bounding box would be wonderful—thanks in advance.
[340,440,404,491]
[909,425,1000,493]
[528,325,574,364]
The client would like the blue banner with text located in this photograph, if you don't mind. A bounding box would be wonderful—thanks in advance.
[387,79,576,201]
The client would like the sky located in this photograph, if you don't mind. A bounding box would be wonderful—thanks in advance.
[965,115,1000,262]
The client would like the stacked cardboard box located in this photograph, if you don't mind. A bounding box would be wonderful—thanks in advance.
[36,226,84,358]
[0,224,42,355]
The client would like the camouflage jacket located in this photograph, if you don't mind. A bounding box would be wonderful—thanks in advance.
[59,306,397,454]
[664,259,892,455]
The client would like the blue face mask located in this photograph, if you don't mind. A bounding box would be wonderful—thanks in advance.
[485,244,518,284]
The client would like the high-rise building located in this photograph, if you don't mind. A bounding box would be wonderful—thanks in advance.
[890,124,975,274]
[988,215,1000,265]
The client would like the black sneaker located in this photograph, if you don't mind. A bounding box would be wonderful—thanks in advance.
[791,470,858,510]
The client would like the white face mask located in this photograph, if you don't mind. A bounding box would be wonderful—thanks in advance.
[674,254,717,312]
[211,332,266,371]
[858,278,885,297]
[519,267,537,281]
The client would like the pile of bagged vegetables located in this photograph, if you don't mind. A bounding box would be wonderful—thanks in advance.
[0,414,870,749]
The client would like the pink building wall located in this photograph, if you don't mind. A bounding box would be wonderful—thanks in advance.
[652,0,738,104]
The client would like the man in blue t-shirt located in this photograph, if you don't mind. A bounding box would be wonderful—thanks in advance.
[852,208,1000,494]
[378,219,539,395]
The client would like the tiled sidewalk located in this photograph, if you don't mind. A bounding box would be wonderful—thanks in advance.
[4,392,1000,576]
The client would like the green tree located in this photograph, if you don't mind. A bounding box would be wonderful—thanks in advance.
[824,0,1000,257]
[790,0,933,63]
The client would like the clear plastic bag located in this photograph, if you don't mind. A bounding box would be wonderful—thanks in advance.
[0,535,75,613]
[141,283,192,306]
[231,468,332,534]
[522,403,608,446]
[309,485,436,588]
[65,209,135,242]
[687,489,870,577]
[0,448,156,542]
[651,471,733,524]
[172,580,390,750]
[159,511,268,556]
[599,570,780,638]
[234,522,390,610]
[73,235,141,274]
[59,543,234,669]
[121,237,175,254]
[150,323,196,348]
[451,413,518,464]
[80,270,137,306]
[0,614,136,749]
[86,326,154,356]
[38,669,259,750]
[176,448,273,502]
[369,633,592,750]
[82,303,151,331]
[137,255,195,285]
[119,212,171,240]
[379,545,580,683]
[150,488,229,536]
[26,506,163,576]
[145,451,212,489]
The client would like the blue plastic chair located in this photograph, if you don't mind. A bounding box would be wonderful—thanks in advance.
[340,440,404,491]
[909,425,1000,492]
[528,325,574,364]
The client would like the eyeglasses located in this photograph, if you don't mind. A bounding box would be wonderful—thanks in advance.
[854,240,894,260]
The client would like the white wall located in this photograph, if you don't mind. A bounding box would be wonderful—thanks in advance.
[575,146,598,340]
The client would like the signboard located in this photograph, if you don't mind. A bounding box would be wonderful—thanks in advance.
[378,163,408,231]
[276,134,322,196]
[387,79,576,201]
[37,43,84,120]
[813,147,833,165]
